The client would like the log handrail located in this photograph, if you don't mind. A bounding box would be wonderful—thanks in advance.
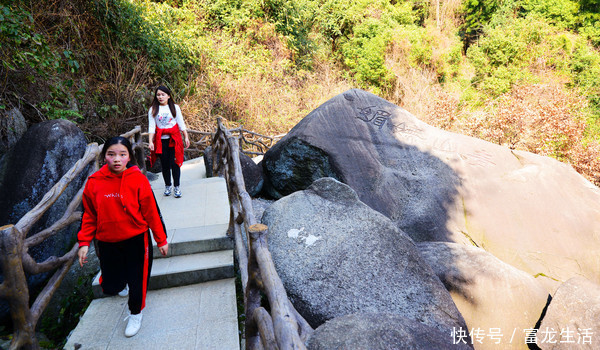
[0,126,145,350]
[209,117,313,350]
[141,123,284,159]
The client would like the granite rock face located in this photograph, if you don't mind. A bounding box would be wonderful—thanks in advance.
[307,312,473,350]
[537,277,600,349]
[262,88,600,290]
[262,177,468,333]
[0,107,27,155]
[418,242,550,350]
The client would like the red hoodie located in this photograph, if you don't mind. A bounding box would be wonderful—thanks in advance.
[78,165,167,248]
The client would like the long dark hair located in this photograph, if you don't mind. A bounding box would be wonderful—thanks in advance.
[151,85,177,118]
[101,136,137,167]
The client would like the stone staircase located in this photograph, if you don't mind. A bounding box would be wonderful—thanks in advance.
[64,159,240,350]
[91,177,235,297]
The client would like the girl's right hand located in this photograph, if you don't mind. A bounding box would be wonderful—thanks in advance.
[78,245,89,267]
[158,243,169,256]
[149,141,154,151]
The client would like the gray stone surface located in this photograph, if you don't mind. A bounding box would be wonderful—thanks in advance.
[92,250,234,297]
[261,88,600,291]
[307,312,473,350]
[262,177,468,332]
[418,242,550,349]
[0,107,27,155]
[252,197,274,224]
[537,277,600,349]
[152,224,232,258]
[238,151,264,197]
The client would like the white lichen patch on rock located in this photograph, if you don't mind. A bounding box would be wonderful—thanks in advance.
[287,227,321,246]
[287,227,304,238]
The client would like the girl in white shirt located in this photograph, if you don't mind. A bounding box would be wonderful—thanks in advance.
[148,86,190,198]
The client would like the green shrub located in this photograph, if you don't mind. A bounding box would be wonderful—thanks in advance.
[580,22,600,47]
[322,0,414,91]
[569,39,600,110]
[341,18,394,90]
[91,0,196,85]
[196,0,316,67]
[459,0,501,50]
[0,5,58,79]
[520,0,579,29]
[466,17,562,96]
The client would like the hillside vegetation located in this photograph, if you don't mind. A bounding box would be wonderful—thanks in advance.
[1,0,600,185]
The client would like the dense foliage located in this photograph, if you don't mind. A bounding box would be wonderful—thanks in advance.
[0,0,599,187]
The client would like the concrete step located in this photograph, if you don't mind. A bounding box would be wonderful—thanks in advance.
[65,278,240,350]
[152,223,233,258]
[92,249,235,298]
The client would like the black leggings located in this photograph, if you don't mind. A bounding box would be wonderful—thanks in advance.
[97,232,153,314]
[160,138,181,187]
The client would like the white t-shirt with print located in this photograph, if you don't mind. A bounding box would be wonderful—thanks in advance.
[148,104,187,139]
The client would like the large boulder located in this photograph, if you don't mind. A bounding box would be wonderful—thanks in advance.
[0,119,89,323]
[418,242,550,349]
[537,277,600,349]
[262,88,600,290]
[307,312,473,350]
[261,177,468,333]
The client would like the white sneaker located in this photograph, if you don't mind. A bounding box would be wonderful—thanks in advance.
[118,285,128,297]
[124,312,143,337]
[163,186,172,196]
[174,186,182,198]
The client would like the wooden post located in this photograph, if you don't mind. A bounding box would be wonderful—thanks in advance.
[249,224,306,350]
[231,198,249,291]
[245,225,264,350]
[253,307,277,350]
[0,225,38,350]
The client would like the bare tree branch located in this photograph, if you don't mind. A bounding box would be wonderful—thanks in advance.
[25,185,84,248]
[30,244,78,322]
[254,307,277,350]
[22,248,76,275]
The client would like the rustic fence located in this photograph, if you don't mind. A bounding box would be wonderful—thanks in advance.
[0,126,145,350]
[142,124,284,160]
[209,117,313,350]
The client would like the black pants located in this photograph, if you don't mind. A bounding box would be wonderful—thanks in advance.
[97,232,153,314]
[160,138,181,187]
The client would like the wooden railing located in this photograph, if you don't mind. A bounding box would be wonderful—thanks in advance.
[142,125,284,159]
[0,126,145,350]
[209,117,313,350]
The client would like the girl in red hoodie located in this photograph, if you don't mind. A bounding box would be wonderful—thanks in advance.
[77,136,168,337]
